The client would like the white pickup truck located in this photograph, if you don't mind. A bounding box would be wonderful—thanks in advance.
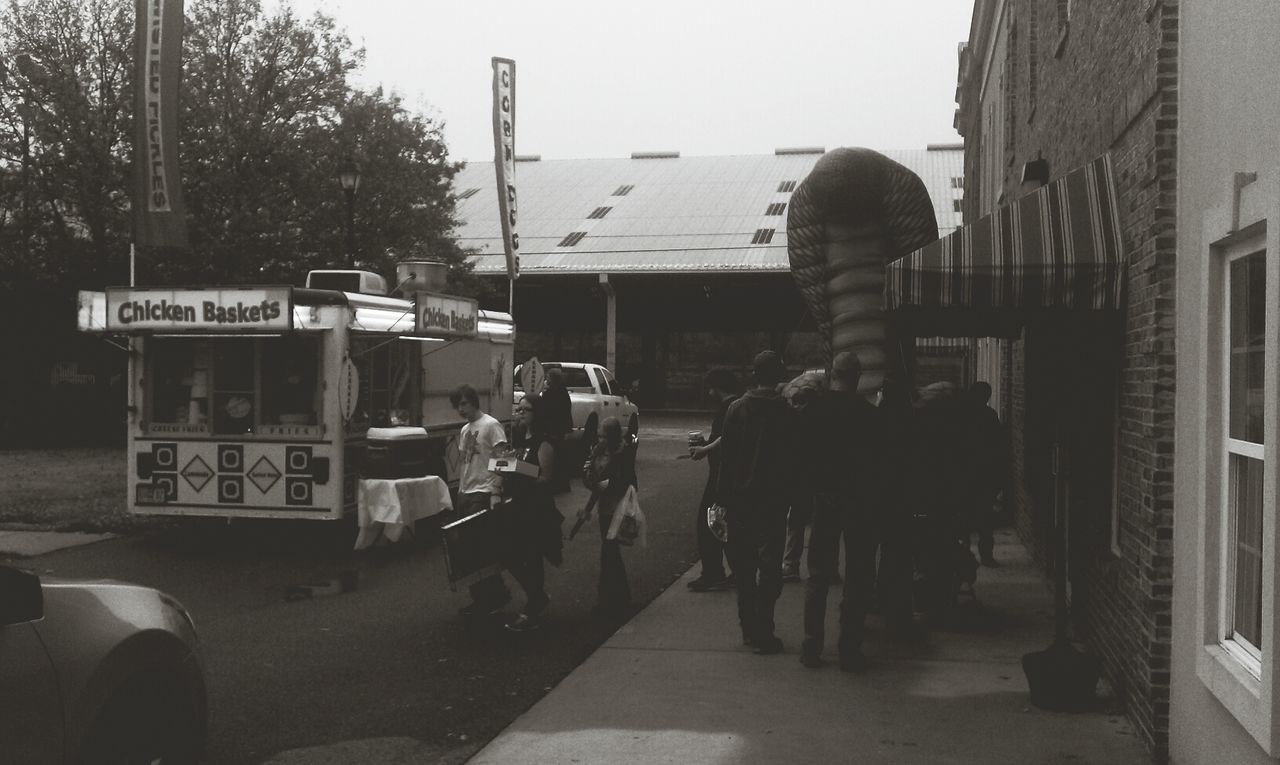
[514,362,639,444]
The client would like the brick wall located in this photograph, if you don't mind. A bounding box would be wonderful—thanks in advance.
[961,0,1178,759]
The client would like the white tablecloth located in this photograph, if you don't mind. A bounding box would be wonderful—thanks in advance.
[355,476,452,550]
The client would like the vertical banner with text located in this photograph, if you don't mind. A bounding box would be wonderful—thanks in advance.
[491,57,519,280]
[133,0,188,249]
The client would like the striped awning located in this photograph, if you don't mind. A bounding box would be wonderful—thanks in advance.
[886,154,1125,338]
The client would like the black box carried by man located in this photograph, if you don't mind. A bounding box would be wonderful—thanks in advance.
[440,501,514,589]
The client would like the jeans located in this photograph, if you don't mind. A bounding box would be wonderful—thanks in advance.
[802,492,877,659]
[725,497,788,642]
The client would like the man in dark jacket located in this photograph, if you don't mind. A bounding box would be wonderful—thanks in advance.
[799,351,886,672]
[716,350,794,654]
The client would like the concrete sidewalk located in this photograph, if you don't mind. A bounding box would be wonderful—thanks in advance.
[469,529,1149,765]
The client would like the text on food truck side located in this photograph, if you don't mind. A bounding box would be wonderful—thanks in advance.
[420,306,477,334]
[116,299,282,325]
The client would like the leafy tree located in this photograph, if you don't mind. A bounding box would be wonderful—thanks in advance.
[0,0,481,299]
[172,0,360,283]
[0,0,133,289]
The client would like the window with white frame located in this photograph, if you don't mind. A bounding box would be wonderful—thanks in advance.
[1195,220,1280,752]
[1222,247,1267,672]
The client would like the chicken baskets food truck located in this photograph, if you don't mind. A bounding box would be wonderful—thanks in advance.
[75,265,514,520]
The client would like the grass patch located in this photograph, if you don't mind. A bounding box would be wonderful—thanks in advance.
[0,449,170,533]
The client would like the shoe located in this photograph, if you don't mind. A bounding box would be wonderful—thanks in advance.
[688,574,731,592]
[839,651,868,673]
[800,653,823,669]
[781,565,801,583]
[753,636,784,655]
[741,630,755,647]
[504,613,540,633]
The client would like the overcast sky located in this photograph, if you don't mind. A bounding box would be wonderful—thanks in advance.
[286,0,974,163]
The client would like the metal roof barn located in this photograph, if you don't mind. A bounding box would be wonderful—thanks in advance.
[452,146,963,276]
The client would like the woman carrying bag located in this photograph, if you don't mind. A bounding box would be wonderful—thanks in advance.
[578,417,638,616]
[504,393,565,633]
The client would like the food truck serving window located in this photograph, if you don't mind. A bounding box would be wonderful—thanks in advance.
[145,336,322,435]
[349,336,421,433]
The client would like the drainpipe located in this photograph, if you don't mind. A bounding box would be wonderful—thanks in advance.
[600,273,616,373]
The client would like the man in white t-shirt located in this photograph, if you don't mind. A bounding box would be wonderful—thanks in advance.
[451,384,512,616]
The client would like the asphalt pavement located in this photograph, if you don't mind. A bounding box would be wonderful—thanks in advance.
[0,413,1153,763]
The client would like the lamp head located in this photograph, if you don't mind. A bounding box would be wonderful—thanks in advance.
[337,160,361,193]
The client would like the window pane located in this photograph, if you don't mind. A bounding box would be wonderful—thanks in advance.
[261,336,319,426]
[387,342,417,426]
[546,365,592,391]
[149,339,209,425]
[1229,253,1265,443]
[212,340,256,435]
[1231,453,1265,649]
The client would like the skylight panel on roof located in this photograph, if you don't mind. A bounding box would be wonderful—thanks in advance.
[777,181,797,193]
[587,206,613,219]
[751,228,776,245]
[766,202,786,216]
[559,231,587,247]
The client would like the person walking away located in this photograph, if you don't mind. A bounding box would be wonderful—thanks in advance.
[450,384,513,616]
[875,379,918,637]
[962,381,1005,567]
[504,393,565,632]
[716,350,794,654]
[542,369,575,494]
[914,381,968,622]
[687,368,741,592]
[782,382,824,583]
[798,352,886,672]
[579,417,637,616]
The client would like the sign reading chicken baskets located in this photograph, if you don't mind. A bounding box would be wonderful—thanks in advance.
[105,286,293,332]
[416,292,478,337]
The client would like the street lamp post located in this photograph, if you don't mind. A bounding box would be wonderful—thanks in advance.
[337,161,361,268]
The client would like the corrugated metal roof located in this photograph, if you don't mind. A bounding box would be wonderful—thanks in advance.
[454,148,964,275]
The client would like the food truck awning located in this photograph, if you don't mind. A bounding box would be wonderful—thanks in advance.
[885,154,1125,338]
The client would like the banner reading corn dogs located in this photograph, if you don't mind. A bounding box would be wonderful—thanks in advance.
[491,57,519,280]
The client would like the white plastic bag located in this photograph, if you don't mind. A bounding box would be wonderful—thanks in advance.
[705,503,728,543]
[606,485,647,548]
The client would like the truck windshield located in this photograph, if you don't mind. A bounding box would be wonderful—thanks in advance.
[512,364,592,393]
[146,336,321,435]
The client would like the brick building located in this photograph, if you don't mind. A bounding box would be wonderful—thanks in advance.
[952,0,1178,759]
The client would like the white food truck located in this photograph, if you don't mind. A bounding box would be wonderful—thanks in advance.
[76,262,514,520]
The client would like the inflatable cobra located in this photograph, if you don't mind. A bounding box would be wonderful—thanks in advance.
[787,148,939,398]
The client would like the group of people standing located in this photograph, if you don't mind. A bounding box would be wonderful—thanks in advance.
[688,349,1007,672]
[449,375,638,634]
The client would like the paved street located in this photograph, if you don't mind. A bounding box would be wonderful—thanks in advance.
[2,421,708,764]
